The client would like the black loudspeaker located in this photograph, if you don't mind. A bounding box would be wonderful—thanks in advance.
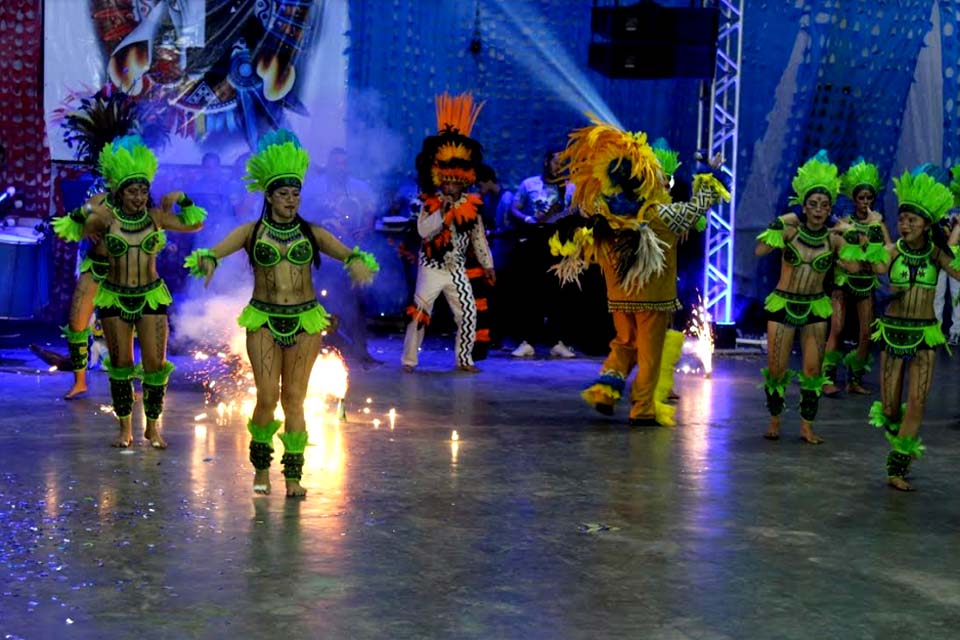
[589,2,720,79]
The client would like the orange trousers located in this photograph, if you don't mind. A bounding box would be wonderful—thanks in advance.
[601,310,671,419]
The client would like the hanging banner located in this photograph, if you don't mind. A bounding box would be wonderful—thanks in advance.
[44,0,346,162]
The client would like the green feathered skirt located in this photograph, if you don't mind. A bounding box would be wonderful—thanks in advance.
[764,289,832,327]
[871,316,945,358]
[95,279,172,323]
[238,298,331,348]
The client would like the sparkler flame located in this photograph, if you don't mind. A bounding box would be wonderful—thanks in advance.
[189,328,351,484]
[690,302,714,377]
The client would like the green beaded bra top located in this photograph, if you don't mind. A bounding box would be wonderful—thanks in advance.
[252,217,315,267]
[782,224,834,273]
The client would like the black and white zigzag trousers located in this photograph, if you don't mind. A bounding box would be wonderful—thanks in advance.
[401,264,477,367]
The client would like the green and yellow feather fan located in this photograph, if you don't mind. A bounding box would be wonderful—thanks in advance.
[840,157,881,200]
[651,138,681,179]
[98,135,158,192]
[788,150,839,206]
[893,170,954,223]
[244,129,310,193]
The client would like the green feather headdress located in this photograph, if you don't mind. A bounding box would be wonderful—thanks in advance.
[788,150,839,206]
[840,157,881,199]
[244,129,310,193]
[893,170,954,223]
[949,164,960,207]
[651,138,681,178]
[98,135,159,192]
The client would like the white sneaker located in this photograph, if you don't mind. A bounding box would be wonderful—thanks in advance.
[550,341,576,358]
[949,335,960,347]
[511,341,535,357]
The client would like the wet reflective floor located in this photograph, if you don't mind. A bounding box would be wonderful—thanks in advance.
[2,336,960,639]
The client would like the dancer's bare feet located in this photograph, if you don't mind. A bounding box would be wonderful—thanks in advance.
[888,476,913,491]
[456,364,480,373]
[822,383,840,397]
[253,469,271,495]
[847,382,872,395]
[144,424,167,449]
[285,479,307,498]
[763,416,781,440]
[799,421,824,444]
[111,421,133,448]
[401,365,414,373]
[64,381,88,400]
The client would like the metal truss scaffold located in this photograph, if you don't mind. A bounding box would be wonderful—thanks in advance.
[698,0,744,325]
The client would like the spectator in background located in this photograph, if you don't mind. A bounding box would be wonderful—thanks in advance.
[303,147,381,366]
[476,164,514,352]
[935,212,960,346]
[508,150,578,358]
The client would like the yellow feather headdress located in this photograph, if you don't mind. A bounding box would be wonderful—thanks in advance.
[559,118,670,227]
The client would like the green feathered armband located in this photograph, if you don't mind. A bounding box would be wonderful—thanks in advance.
[760,367,795,396]
[692,173,731,203]
[862,243,890,264]
[177,201,208,226]
[948,246,960,272]
[757,218,786,248]
[695,215,707,232]
[51,208,87,242]
[343,247,379,285]
[885,432,925,458]
[184,249,219,278]
[838,243,865,262]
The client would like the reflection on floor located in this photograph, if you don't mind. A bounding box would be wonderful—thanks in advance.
[1,335,959,639]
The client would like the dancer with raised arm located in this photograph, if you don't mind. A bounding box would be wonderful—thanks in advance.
[185,130,378,497]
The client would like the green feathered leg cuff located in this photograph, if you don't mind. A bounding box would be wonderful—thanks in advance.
[248,418,283,444]
[868,401,905,436]
[103,358,139,381]
[822,349,842,379]
[885,432,925,458]
[142,383,167,420]
[67,341,89,372]
[279,431,308,479]
[247,419,282,470]
[142,361,175,386]
[279,430,309,481]
[278,430,309,454]
[886,451,912,479]
[109,378,134,419]
[281,452,305,480]
[61,325,91,344]
[761,367,794,417]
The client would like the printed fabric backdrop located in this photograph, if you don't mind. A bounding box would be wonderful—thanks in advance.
[43,0,348,163]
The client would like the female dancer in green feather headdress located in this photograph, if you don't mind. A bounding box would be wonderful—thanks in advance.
[184,130,378,497]
[870,169,960,491]
[84,135,206,449]
[755,152,862,444]
[821,158,891,397]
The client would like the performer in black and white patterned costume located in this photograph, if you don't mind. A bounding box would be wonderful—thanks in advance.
[401,93,495,373]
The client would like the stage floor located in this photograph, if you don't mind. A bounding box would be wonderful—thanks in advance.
[1,335,959,639]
